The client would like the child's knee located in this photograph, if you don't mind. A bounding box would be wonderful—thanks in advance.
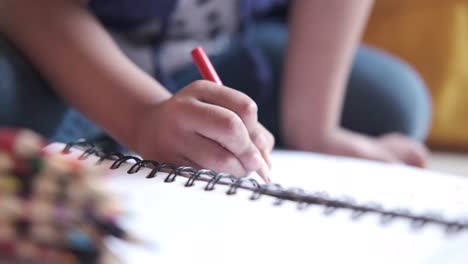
[344,46,432,140]
[380,53,432,141]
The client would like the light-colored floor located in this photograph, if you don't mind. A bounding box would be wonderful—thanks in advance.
[428,151,468,177]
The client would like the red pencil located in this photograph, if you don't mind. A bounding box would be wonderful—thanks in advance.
[191,47,223,85]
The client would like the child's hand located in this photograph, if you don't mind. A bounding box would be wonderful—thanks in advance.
[134,80,274,179]
[320,129,428,168]
[376,133,428,168]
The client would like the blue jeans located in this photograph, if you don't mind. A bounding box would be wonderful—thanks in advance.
[0,23,431,148]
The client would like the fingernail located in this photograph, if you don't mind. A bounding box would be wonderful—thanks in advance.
[257,166,271,183]
[249,152,271,183]
[257,161,271,184]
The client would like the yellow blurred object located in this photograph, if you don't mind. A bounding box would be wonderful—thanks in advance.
[363,0,468,151]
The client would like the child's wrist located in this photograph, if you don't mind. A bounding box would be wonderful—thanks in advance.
[106,78,172,151]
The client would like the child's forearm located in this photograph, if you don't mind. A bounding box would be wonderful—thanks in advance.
[281,0,374,150]
[0,0,171,148]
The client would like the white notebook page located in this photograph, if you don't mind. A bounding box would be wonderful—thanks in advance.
[256,150,468,219]
[45,143,468,264]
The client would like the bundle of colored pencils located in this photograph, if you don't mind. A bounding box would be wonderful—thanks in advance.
[0,128,134,264]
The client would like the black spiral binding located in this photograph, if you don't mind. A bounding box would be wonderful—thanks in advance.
[63,139,468,234]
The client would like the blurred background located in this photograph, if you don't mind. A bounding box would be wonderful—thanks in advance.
[363,0,468,176]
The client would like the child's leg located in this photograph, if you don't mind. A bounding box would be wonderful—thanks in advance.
[171,22,431,145]
[0,35,104,143]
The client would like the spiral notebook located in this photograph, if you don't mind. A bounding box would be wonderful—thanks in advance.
[44,141,468,264]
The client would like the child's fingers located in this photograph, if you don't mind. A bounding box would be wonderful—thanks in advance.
[377,133,429,168]
[404,148,427,168]
[355,143,399,164]
[185,80,259,134]
[184,101,268,175]
[181,81,272,180]
[320,130,400,164]
[408,142,429,168]
[250,124,275,169]
[396,140,428,168]
[257,166,271,183]
[179,133,247,177]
